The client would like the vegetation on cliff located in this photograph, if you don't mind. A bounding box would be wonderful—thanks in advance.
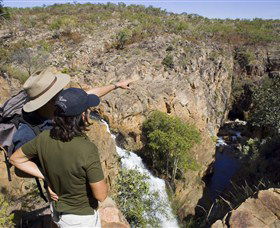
[114,168,167,227]
[0,3,279,85]
[249,76,280,133]
[1,3,279,45]
[142,111,201,183]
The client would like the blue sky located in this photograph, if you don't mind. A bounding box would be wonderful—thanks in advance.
[3,0,280,19]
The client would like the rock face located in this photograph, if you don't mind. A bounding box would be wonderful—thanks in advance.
[92,41,233,217]
[212,188,280,228]
[86,120,120,191]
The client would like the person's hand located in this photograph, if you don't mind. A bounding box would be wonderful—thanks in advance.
[115,79,136,89]
[98,197,116,209]
[48,186,59,201]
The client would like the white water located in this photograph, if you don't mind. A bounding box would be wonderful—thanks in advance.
[103,121,179,228]
[216,137,228,147]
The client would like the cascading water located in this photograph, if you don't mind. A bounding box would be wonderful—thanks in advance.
[103,121,179,228]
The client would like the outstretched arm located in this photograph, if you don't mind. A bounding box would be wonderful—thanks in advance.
[86,79,135,97]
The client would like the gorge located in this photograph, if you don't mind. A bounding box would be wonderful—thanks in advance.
[0,3,280,227]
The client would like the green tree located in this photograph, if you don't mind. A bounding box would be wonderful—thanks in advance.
[114,169,167,227]
[143,111,201,182]
[0,0,3,15]
[249,76,280,133]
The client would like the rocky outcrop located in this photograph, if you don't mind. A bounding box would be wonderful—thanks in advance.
[100,206,130,228]
[212,188,280,228]
[86,120,119,191]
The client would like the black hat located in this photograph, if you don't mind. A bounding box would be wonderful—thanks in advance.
[55,88,100,116]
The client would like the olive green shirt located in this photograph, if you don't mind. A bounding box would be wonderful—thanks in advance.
[22,130,104,215]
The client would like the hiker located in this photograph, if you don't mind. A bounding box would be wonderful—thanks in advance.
[12,67,134,153]
[10,88,108,227]
[0,66,133,202]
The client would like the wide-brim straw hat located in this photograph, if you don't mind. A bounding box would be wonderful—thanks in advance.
[23,67,70,113]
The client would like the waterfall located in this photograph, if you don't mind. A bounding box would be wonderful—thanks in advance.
[103,121,179,228]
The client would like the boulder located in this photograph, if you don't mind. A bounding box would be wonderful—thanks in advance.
[211,188,280,228]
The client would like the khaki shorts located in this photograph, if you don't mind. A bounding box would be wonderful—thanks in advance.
[50,203,101,228]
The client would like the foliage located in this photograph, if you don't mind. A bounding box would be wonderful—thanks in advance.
[3,3,279,47]
[12,47,49,77]
[115,29,130,50]
[0,0,3,14]
[0,0,10,19]
[240,136,280,183]
[142,111,201,182]
[234,47,256,70]
[162,55,174,69]
[249,76,280,132]
[114,168,167,227]
[49,15,78,30]
[0,193,14,227]
[1,64,29,83]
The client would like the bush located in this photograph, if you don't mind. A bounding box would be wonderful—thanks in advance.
[115,29,130,50]
[0,0,3,15]
[1,64,29,83]
[142,111,201,182]
[12,47,49,77]
[0,193,14,227]
[234,48,256,70]
[162,55,174,69]
[249,76,280,133]
[240,136,280,184]
[114,168,167,227]
[49,16,77,30]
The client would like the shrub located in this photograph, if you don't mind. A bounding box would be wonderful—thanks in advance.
[162,55,174,69]
[234,48,256,70]
[12,47,49,77]
[115,29,130,50]
[249,76,280,133]
[1,64,29,83]
[0,193,14,227]
[0,0,3,15]
[142,111,201,182]
[49,16,77,30]
[0,0,10,19]
[114,168,167,227]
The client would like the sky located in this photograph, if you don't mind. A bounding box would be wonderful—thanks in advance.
[2,0,280,19]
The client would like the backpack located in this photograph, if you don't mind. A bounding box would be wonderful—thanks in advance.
[0,91,47,202]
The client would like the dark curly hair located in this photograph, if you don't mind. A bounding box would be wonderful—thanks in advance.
[50,107,91,142]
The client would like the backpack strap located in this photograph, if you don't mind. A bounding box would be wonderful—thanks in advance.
[35,177,48,203]
[0,146,12,181]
